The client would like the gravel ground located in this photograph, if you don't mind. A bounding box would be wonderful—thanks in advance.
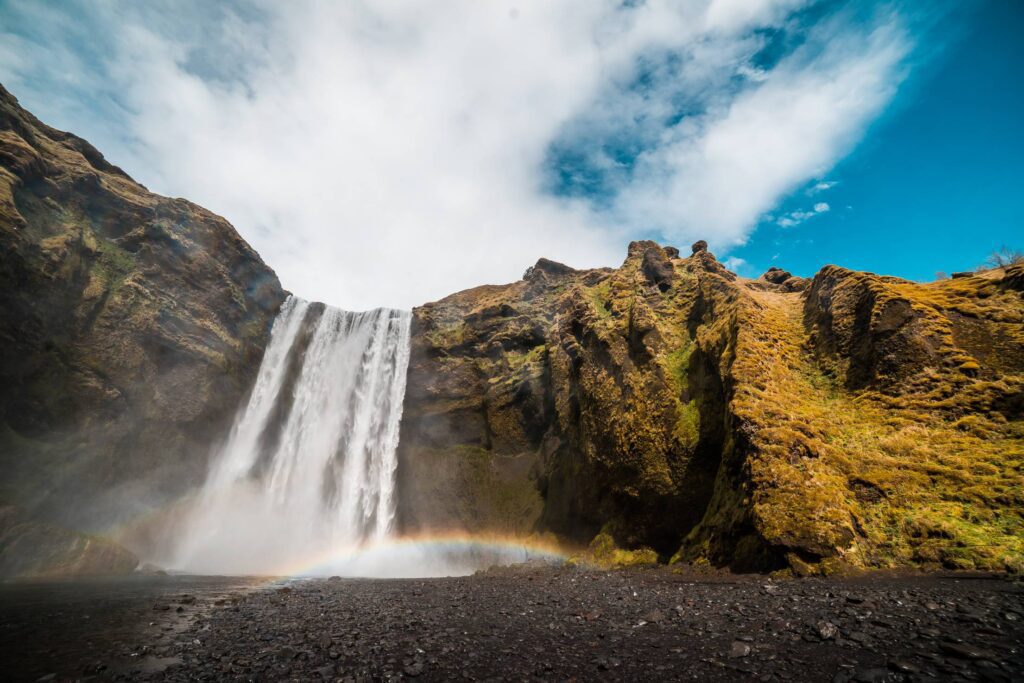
[1,568,1022,682]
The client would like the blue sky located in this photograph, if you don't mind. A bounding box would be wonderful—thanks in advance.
[722,0,1024,280]
[0,1,1019,308]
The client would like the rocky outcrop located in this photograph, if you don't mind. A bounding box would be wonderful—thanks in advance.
[0,506,138,578]
[759,266,808,292]
[0,84,286,547]
[398,242,1024,574]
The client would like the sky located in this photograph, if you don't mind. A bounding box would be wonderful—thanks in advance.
[0,0,1020,309]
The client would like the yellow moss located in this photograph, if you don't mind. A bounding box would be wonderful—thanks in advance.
[582,531,659,568]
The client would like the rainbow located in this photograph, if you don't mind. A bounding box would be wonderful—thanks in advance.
[267,532,574,579]
[102,492,576,578]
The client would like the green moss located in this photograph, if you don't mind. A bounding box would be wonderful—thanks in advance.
[673,398,700,448]
[662,341,694,394]
[426,322,467,349]
[587,279,613,320]
[92,237,135,292]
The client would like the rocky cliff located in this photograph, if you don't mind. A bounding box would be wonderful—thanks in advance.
[397,241,1024,574]
[0,84,286,563]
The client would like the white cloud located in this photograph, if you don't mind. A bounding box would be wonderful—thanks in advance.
[0,0,915,309]
[775,199,831,228]
[723,256,747,273]
[616,10,909,250]
[810,180,838,194]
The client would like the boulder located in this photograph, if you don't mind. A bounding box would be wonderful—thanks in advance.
[641,246,674,292]
[761,267,792,285]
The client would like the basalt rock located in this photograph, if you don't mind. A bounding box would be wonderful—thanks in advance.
[762,267,792,284]
[0,84,286,553]
[759,266,809,292]
[640,244,674,292]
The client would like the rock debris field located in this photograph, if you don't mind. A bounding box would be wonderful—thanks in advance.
[1,567,1022,682]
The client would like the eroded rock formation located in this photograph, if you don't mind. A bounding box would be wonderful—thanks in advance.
[398,242,1024,574]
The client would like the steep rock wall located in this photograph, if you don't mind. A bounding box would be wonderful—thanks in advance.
[0,85,286,540]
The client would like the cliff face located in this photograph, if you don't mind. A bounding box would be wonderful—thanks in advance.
[0,85,286,544]
[398,242,1024,573]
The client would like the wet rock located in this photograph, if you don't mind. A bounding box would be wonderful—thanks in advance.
[939,642,996,660]
[642,609,666,624]
[817,621,839,640]
[730,641,752,658]
[3,568,1024,682]
[888,659,920,673]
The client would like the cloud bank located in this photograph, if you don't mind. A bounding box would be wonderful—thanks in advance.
[0,0,914,309]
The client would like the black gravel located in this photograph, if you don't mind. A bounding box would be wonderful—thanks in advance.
[1,568,1022,682]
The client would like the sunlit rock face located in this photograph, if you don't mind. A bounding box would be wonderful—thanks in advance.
[0,85,286,544]
[398,241,1024,575]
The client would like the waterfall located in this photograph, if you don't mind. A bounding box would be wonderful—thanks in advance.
[168,296,412,575]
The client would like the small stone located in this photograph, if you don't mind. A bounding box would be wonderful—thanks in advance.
[730,641,752,658]
[643,609,666,624]
[853,668,889,683]
[817,621,839,640]
[939,642,996,660]
[888,659,920,674]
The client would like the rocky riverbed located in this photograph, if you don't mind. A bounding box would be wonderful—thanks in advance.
[1,568,1021,682]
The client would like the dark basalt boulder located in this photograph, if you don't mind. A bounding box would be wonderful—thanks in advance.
[641,246,674,292]
[691,240,708,254]
[762,267,792,284]
[524,257,576,280]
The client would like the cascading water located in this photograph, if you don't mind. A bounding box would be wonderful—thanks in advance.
[168,296,412,575]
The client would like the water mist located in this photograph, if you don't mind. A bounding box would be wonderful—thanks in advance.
[167,297,411,575]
